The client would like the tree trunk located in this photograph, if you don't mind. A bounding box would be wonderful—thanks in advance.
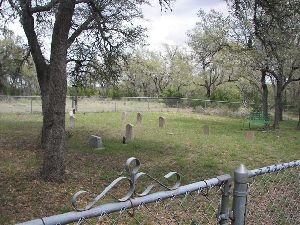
[273,81,283,129]
[39,1,75,181]
[279,100,283,121]
[206,87,211,99]
[261,70,268,120]
[297,108,300,130]
[40,64,67,181]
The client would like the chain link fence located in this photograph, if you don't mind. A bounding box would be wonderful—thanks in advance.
[1,95,298,120]
[17,159,299,225]
[0,95,242,114]
[74,185,224,225]
[246,164,300,225]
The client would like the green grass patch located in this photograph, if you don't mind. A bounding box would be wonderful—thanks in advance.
[0,111,299,223]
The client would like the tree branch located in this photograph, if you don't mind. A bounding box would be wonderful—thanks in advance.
[19,0,47,74]
[67,15,94,47]
[31,0,59,13]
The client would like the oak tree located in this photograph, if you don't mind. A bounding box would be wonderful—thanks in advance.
[1,0,171,181]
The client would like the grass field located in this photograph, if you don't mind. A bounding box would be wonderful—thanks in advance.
[0,112,299,224]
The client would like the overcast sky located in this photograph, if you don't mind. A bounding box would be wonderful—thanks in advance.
[9,0,228,52]
[140,0,228,50]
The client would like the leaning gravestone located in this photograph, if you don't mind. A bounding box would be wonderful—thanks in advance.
[69,111,75,129]
[125,124,134,141]
[89,135,104,149]
[203,125,209,135]
[159,116,166,128]
[136,112,143,125]
[245,131,255,140]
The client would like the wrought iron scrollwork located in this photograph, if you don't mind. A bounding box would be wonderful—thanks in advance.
[71,157,181,211]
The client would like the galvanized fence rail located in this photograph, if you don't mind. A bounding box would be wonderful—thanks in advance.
[17,159,299,225]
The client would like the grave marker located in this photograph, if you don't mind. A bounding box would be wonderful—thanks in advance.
[69,110,75,129]
[89,135,104,149]
[122,112,127,122]
[245,131,255,140]
[159,116,166,128]
[137,112,143,125]
[125,124,134,141]
[203,125,209,135]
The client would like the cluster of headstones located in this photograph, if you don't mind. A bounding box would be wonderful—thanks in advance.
[122,112,166,144]
[69,111,256,150]
[69,111,167,150]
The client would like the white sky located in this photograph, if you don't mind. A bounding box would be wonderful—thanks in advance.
[140,0,228,51]
[8,0,228,52]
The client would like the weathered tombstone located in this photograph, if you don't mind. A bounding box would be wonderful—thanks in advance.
[122,112,127,122]
[89,135,104,149]
[125,124,134,141]
[69,111,75,129]
[203,125,209,135]
[136,112,143,125]
[245,131,255,140]
[159,116,166,128]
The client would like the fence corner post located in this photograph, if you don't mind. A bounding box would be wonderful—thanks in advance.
[232,164,249,225]
[217,174,231,225]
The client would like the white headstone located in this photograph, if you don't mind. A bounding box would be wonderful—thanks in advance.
[125,124,134,141]
[70,112,75,129]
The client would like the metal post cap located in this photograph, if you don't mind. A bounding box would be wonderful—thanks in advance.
[234,164,249,183]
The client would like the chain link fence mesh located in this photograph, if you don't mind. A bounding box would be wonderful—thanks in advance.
[1,96,298,120]
[246,166,300,225]
[73,185,223,225]
[15,161,300,225]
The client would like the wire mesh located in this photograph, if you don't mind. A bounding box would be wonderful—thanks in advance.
[72,185,223,225]
[246,166,300,225]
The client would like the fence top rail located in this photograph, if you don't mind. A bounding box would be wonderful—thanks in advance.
[17,157,231,225]
[0,95,41,98]
[248,160,300,178]
[18,175,230,225]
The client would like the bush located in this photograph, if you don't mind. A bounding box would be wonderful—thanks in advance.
[211,87,241,102]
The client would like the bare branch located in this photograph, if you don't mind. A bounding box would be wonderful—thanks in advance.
[31,0,59,13]
[7,0,20,13]
[75,0,90,3]
[19,0,47,73]
[67,15,94,47]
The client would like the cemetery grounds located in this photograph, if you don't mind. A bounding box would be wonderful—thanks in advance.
[0,111,299,224]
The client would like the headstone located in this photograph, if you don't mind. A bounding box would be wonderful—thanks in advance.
[125,124,134,141]
[203,125,209,135]
[89,135,104,149]
[136,112,143,125]
[159,116,166,128]
[122,112,127,122]
[69,111,75,129]
[245,131,255,140]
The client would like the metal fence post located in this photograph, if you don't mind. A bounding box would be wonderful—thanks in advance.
[232,164,249,225]
[217,175,231,225]
[72,96,75,109]
[30,97,33,113]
